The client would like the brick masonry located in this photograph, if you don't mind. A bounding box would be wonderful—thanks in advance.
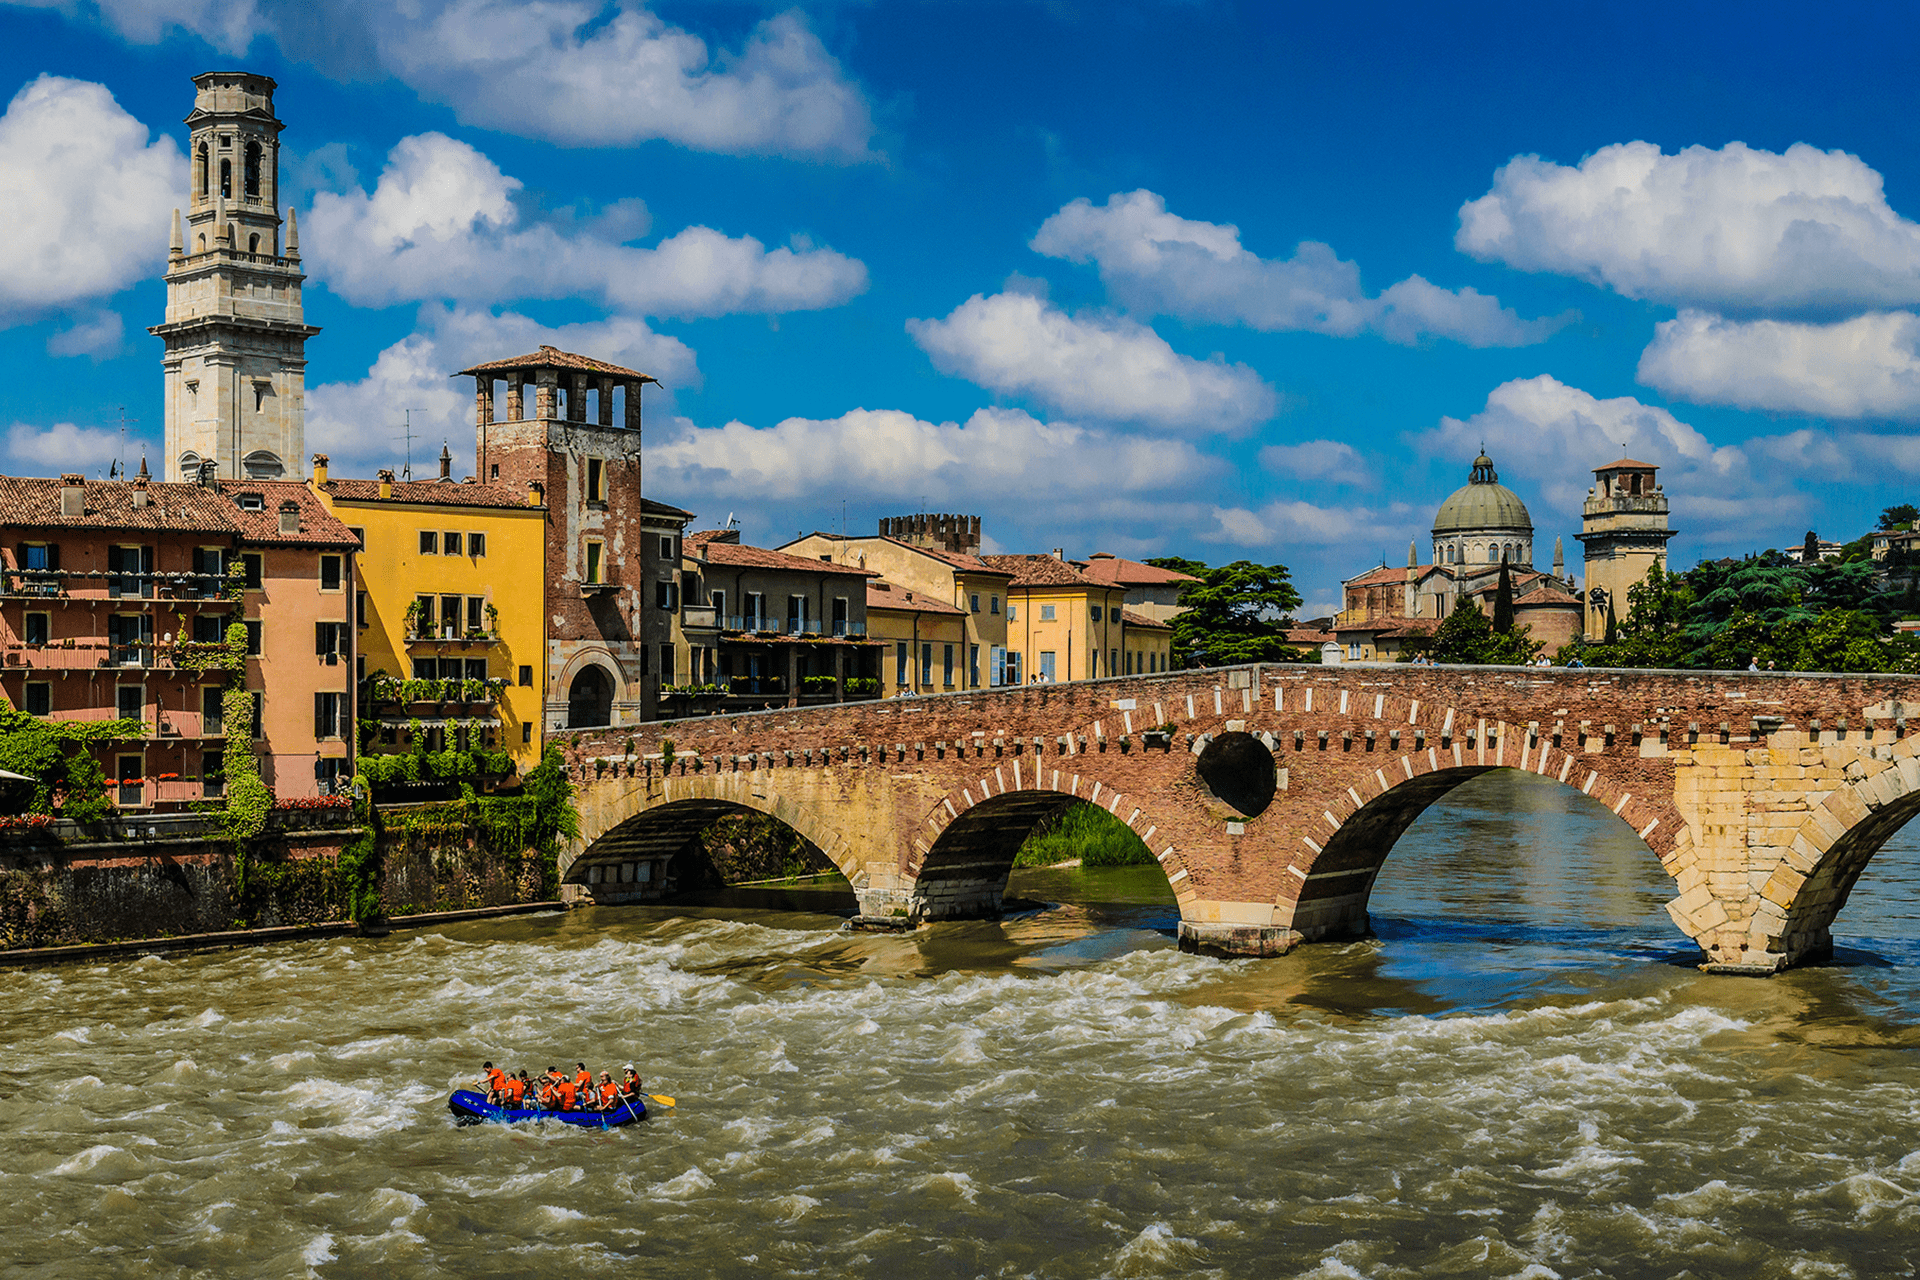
[553,662,1920,971]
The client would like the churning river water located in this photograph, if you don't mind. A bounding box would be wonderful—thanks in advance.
[7,771,1920,1278]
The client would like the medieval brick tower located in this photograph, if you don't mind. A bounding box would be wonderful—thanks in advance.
[1577,457,1676,640]
[151,72,318,482]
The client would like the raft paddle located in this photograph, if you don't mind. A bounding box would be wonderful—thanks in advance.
[648,1093,676,1107]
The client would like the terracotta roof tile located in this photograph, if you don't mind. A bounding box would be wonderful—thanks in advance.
[689,532,872,576]
[1594,457,1658,471]
[1119,608,1171,630]
[0,474,241,533]
[1514,585,1583,607]
[1075,554,1199,587]
[978,553,1101,587]
[216,480,360,547]
[454,344,657,381]
[866,582,966,615]
[322,478,539,509]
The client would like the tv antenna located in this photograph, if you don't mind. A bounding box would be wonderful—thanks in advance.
[104,406,138,478]
[401,409,417,480]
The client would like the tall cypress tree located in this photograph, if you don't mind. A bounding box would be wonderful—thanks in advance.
[1492,561,1515,634]
[1604,598,1619,645]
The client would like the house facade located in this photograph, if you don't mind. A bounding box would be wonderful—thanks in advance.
[985,553,1157,683]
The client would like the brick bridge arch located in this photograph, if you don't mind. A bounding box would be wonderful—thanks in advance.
[553,663,1920,971]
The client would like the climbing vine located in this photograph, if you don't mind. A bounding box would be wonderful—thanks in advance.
[0,698,143,817]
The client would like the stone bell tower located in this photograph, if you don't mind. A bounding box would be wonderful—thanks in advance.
[150,72,318,482]
[1577,457,1676,640]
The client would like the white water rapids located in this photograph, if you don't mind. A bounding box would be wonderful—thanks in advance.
[5,772,1920,1278]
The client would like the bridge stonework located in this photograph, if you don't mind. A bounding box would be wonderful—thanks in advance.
[550,664,1920,973]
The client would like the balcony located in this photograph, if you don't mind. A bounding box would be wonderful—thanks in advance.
[831,620,868,637]
[2,569,235,602]
[404,628,500,647]
[365,673,508,710]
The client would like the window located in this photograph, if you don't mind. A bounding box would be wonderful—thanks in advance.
[1005,651,1022,684]
[522,723,533,744]
[202,748,225,798]
[469,532,486,558]
[1110,648,1119,677]
[1040,604,1056,622]
[192,546,224,597]
[412,657,439,680]
[440,595,462,638]
[710,589,726,619]
[244,621,262,655]
[419,530,438,555]
[108,613,152,665]
[443,532,462,556]
[314,692,345,739]
[319,555,342,591]
[895,642,908,687]
[656,581,677,610]
[23,612,48,644]
[970,594,981,613]
[969,644,980,688]
[348,527,364,547]
[24,682,49,715]
[315,622,346,660]
[108,545,154,598]
[1007,603,1017,622]
[832,596,848,636]
[943,644,955,687]
[990,596,1000,615]
[202,686,223,735]
[117,685,143,720]
[236,492,264,512]
[788,595,809,633]
[1090,606,1103,623]
[462,597,481,634]
[660,643,675,685]
[244,140,261,197]
[1039,651,1057,681]
[490,464,499,480]
[587,458,605,502]
[585,541,604,584]
[990,646,1005,686]
[745,592,765,628]
[920,644,932,686]
[117,754,144,807]
[414,594,434,637]
[18,542,57,594]
[519,664,533,687]
[659,535,674,559]
[241,553,262,589]
[356,591,368,627]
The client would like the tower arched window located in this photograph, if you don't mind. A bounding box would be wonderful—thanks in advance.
[244,141,261,198]
[248,233,259,255]
[220,159,231,199]
[197,143,208,198]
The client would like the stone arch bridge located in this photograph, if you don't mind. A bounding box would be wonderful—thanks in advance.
[549,664,1920,973]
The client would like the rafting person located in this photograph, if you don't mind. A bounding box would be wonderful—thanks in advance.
[596,1071,619,1111]
[574,1063,593,1098]
[620,1065,643,1103]
[503,1071,528,1110]
[536,1073,557,1110]
[480,1061,508,1104]
[554,1073,579,1112]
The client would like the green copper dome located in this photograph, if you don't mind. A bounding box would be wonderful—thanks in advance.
[1431,452,1533,534]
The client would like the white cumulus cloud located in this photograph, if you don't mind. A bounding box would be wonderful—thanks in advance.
[1458,141,1920,317]
[304,132,868,315]
[1419,375,1782,543]
[0,75,182,320]
[5,420,153,473]
[2,0,262,52]
[1260,440,1370,486]
[1638,309,1920,420]
[364,3,877,160]
[1031,190,1564,346]
[45,309,124,359]
[306,305,699,475]
[905,292,1276,431]
[1202,498,1408,549]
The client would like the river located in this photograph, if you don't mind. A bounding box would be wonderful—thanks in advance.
[6,771,1920,1277]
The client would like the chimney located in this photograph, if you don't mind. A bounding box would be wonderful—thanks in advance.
[279,500,300,534]
[132,473,150,509]
[377,468,394,501]
[198,460,217,488]
[1052,548,1064,560]
[59,474,84,517]
[439,442,452,481]
[311,453,329,485]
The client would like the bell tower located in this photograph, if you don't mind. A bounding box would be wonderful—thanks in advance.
[1577,457,1676,640]
[150,72,319,481]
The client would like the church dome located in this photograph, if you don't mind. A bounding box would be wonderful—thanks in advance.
[1432,451,1532,534]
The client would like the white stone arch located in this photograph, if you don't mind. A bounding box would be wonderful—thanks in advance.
[242,449,284,479]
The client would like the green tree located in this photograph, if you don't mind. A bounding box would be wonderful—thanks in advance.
[1882,503,1918,529]
[1425,602,1539,665]
[60,749,111,824]
[1492,561,1515,634]
[1152,558,1305,666]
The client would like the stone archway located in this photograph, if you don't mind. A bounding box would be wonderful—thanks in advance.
[567,664,614,728]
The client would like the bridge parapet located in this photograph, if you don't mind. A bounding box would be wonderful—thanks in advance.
[551,663,1920,972]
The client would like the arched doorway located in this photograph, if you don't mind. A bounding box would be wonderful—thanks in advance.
[567,664,614,728]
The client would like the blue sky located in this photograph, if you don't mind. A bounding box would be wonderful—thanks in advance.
[3,2,1920,616]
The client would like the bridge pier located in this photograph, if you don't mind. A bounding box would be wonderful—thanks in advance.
[1177,922,1303,957]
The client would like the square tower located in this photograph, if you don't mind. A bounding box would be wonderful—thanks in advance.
[1576,457,1676,640]
[150,72,319,482]
[459,346,662,727]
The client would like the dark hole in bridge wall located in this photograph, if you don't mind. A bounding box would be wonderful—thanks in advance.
[1195,732,1277,817]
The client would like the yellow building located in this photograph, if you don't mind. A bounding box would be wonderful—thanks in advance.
[866,581,969,696]
[782,518,1015,689]
[984,554,1168,683]
[309,455,549,778]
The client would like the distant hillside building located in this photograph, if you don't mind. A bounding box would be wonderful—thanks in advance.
[1071,553,1198,623]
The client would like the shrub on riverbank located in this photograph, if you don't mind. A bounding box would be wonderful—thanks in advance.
[1014,802,1155,867]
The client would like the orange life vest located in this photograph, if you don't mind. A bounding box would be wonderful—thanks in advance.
[599,1081,618,1107]
[537,1082,555,1108]
[485,1068,507,1093]
[505,1078,526,1106]
[575,1070,592,1092]
[556,1081,577,1111]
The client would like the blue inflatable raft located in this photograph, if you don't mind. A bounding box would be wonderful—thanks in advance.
[448,1088,645,1128]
